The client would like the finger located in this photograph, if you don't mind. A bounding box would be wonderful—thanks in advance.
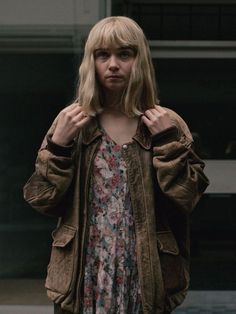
[141,115,152,127]
[75,115,91,127]
[69,111,90,126]
[59,104,81,121]
[64,103,82,115]
[155,105,166,113]
[74,110,89,121]
[149,108,161,116]
[60,105,83,122]
[144,110,156,120]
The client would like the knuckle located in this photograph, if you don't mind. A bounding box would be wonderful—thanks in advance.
[71,116,78,124]
[66,112,73,120]
[153,117,158,123]
[163,111,168,117]
[60,108,67,116]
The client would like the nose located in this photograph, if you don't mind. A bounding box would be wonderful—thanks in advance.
[108,55,119,71]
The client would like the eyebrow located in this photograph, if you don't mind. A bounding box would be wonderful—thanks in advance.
[94,46,135,52]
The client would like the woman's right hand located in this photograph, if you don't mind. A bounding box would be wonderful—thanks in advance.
[51,103,91,145]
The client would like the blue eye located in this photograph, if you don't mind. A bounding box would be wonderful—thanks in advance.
[119,49,135,59]
[95,50,109,59]
[120,51,129,58]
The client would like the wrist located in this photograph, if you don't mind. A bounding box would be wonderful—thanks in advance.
[152,126,180,146]
[51,134,71,146]
[47,135,74,157]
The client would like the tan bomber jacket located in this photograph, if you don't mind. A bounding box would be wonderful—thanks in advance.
[24,107,209,314]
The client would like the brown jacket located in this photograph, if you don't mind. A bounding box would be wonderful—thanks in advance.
[23,107,209,314]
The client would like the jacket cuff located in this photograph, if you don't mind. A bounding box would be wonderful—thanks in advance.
[46,135,74,157]
[152,126,180,147]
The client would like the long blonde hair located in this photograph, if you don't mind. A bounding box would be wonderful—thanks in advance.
[77,16,159,117]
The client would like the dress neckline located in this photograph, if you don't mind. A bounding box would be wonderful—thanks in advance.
[100,125,135,148]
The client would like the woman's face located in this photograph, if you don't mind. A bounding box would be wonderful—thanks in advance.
[94,45,136,94]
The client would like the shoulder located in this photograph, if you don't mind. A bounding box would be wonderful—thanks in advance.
[162,106,193,142]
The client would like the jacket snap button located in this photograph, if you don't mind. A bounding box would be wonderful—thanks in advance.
[122,144,128,149]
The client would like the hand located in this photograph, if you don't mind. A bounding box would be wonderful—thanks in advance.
[52,103,91,145]
[141,105,173,135]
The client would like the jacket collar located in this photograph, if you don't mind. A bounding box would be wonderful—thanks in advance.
[81,116,152,150]
[133,118,152,150]
[81,117,102,145]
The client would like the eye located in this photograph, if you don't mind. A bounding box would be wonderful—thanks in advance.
[119,49,135,60]
[94,50,110,60]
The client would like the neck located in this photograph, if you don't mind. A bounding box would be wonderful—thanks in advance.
[102,106,124,117]
[98,106,139,146]
[102,89,124,109]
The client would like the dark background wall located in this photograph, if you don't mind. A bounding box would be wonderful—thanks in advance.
[0,53,78,278]
[155,58,236,159]
[116,1,236,289]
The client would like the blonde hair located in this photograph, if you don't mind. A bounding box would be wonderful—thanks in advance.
[77,16,159,117]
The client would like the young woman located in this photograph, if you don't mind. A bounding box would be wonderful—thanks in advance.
[24,16,209,314]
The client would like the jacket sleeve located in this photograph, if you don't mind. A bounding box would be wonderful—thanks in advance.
[152,109,209,213]
[23,117,76,217]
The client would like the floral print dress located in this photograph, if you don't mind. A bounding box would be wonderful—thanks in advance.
[82,131,142,314]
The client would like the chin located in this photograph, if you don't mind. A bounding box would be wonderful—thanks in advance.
[106,85,125,92]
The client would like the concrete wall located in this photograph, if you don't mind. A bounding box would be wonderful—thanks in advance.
[0,0,106,25]
[0,0,110,53]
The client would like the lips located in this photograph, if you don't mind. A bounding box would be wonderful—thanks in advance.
[106,75,123,79]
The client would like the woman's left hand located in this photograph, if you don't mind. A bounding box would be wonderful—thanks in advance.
[141,105,173,135]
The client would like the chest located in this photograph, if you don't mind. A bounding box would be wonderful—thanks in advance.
[99,116,138,146]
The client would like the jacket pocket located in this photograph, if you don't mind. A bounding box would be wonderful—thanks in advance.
[45,224,77,296]
[157,231,189,298]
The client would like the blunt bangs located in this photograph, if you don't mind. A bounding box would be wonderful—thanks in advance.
[87,17,141,52]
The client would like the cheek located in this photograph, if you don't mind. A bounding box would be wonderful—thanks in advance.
[95,64,105,82]
[126,61,135,76]
[95,69,102,83]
